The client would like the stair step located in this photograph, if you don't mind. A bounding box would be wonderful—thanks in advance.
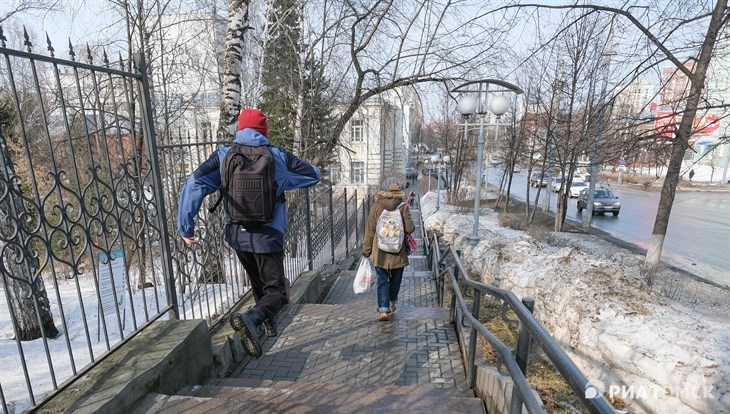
[216,377,474,398]
[287,302,452,321]
[156,384,484,414]
[342,270,432,278]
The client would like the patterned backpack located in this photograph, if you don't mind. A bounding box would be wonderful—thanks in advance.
[376,202,405,253]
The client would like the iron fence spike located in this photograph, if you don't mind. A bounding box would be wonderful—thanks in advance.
[68,39,75,61]
[0,26,6,47]
[86,43,92,63]
[23,26,32,52]
[46,33,54,57]
[102,48,109,67]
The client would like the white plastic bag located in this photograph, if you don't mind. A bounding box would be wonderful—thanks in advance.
[353,257,374,294]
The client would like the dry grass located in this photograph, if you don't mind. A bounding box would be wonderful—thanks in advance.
[440,280,588,413]
[475,299,589,413]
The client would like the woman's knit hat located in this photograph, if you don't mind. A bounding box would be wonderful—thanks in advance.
[237,108,269,137]
[382,177,401,192]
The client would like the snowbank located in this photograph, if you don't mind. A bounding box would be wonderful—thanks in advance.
[420,191,730,414]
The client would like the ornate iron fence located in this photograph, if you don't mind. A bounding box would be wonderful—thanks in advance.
[0,29,366,413]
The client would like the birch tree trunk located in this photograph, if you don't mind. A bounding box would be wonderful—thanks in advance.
[218,0,252,139]
[0,135,58,341]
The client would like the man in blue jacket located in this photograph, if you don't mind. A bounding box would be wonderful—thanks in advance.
[177,108,321,358]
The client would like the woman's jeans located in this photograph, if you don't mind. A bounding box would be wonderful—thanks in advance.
[375,266,404,313]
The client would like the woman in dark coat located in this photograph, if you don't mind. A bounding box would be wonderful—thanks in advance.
[363,180,416,321]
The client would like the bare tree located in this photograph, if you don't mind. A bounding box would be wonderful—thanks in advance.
[497,1,729,277]
[0,0,59,25]
[304,0,513,164]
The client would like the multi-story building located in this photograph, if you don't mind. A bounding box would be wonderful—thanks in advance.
[330,88,416,197]
[701,34,730,183]
[653,51,729,182]
[614,77,655,117]
[153,13,226,139]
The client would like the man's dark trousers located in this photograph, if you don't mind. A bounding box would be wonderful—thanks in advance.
[235,250,288,318]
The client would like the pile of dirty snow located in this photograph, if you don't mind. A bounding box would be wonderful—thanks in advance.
[419,191,729,414]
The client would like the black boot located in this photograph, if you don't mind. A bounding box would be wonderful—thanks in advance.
[262,318,278,337]
[229,308,266,358]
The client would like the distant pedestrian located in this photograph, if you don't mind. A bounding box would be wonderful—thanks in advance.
[177,108,321,358]
[689,169,695,182]
[362,178,415,322]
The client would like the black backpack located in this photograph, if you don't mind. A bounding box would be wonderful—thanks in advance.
[209,144,281,226]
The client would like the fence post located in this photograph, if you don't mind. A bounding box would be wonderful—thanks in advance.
[133,52,178,319]
[354,189,360,245]
[305,187,314,271]
[509,297,535,414]
[329,185,335,264]
[344,188,349,256]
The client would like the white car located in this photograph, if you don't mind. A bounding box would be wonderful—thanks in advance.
[551,177,564,192]
[568,181,588,197]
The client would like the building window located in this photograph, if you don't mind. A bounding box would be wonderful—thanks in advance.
[351,119,364,142]
[351,162,364,184]
[330,163,341,184]
[201,121,212,140]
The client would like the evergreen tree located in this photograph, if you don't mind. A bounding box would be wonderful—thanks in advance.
[258,0,301,150]
[300,56,334,162]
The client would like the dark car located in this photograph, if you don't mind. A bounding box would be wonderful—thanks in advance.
[577,188,621,216]
[530,172,549,187]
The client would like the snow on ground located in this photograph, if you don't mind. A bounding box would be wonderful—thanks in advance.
[617,162,730,185]
[420,191,730,414]
[0,277,241,414]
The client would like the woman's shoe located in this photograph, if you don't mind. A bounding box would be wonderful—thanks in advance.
[379,312,389,321]
[389,304,396,314]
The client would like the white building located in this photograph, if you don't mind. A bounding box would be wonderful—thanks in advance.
[614,77,654,117]
[331,88,416,197]
[153,13,226,139]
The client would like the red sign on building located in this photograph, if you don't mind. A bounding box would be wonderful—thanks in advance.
[653,111,720,139]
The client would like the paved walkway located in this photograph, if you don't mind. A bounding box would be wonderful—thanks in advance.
[231,208,468,390]
[143,202,485,413]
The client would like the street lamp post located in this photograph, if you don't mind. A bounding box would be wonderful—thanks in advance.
[452,80,523,248]
[425,159,431,191]
[431,154,450,211]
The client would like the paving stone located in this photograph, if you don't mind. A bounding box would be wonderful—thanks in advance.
[147,207,485,414]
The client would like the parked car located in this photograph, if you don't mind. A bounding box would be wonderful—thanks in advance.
[568,181,588,197]
[530,172,550,187]
[577,188,621,216]
[551,177,564,192]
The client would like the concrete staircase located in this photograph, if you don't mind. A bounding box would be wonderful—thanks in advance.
[138,377,484,413]
[133,204,486,414]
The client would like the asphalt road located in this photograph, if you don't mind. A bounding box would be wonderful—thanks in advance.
[486,168,730,287]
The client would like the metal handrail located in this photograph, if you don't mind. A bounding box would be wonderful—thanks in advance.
[427,231,615,414]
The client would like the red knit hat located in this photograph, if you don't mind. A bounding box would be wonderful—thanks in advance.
[237,108,269,137]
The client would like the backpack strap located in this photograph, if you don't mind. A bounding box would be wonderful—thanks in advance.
[208,186,225,213]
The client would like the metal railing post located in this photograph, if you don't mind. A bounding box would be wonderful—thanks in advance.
[467,289,481,389]
[344,188,349,256]
[329,186,335,264]
[354,189,360,244]
[510,297,535,414]
[133,52,178,319]
[305,187,314,271]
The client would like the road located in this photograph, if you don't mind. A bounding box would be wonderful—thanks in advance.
[485,168,730,287]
